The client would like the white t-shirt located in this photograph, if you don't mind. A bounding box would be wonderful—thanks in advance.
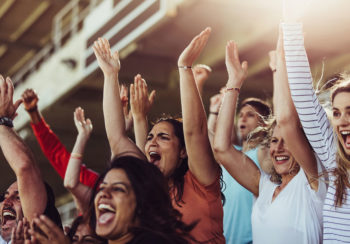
[251,165,326,244]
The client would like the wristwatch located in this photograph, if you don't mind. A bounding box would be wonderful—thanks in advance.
[0,117,13,128]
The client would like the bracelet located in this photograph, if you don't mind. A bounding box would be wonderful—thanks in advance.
[0,117,13,128]
[210,112,219,115]
[70,153,82,160]
[225,87,240,93]
[178,66,192,70]
[25,106,38,113]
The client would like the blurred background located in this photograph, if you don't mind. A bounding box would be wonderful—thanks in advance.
[0,0,349,224]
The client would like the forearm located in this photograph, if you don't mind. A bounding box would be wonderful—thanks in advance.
[179,69,208,137]
[0,126,36,174]
[64,134,88,189]
[103,74,125,153]
[213,90,239,152]
[103,74,145,159]
[273,67,298,128]
[0,126,46,220]
[282,22,336,168]
[133,115,148,153]
[27,109,42,125]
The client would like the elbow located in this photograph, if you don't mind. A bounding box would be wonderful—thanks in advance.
[64,180,78,190]
[276,113,291,127]
[15,158,36,177]
[213,142,230,162]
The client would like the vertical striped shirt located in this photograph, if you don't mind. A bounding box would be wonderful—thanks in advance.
[283,22,350,243]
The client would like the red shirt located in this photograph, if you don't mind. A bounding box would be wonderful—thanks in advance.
[31,118,99,188]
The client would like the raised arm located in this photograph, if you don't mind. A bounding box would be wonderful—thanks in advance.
[64,107,92,213]
[0,76,46,221]
[213,41,260,196]
[207,92,223,145]
[177,28,219,185]
[282,23,336,169]
[273,28,318,188]
[130,74,156,153]
[93,38,145,159]
[23,89,99,187]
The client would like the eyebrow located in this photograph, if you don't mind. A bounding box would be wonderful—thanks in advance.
[100,182,129,188]
[333,106,350,110]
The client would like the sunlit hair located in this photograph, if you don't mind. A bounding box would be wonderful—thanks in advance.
[88,155,196,243]
[247,118,281,183]
[330,76,350,207]
[247,118,301,184]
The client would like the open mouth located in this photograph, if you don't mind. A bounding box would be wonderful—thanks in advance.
[149,151,161,166]
[239,125,246,130]
[274,155,290,164]
[2,207,16,226]
[97,203,116,225]
[340,130,350,149]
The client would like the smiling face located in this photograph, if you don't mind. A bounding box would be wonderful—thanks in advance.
[269,126,299,176]
[0,182,23,242]
[237,105,260,141]
[332,91,350,156]
[145,121,187,178]
[94,169,137,241]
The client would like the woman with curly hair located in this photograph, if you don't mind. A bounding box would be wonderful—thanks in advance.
[93,27,224,243]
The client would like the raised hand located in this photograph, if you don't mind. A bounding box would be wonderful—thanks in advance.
[0,76,22,119]
[120,84,133,132]
[29,215,70,244]
[193,64,211,96]
[11,218,31,244]
[210,93,223,114]
[22,89,38,112]
[74,107,93,138]
[178,27,211,67]
[225,41,248,88]
[130,74,156,119]
[93,38,120,76]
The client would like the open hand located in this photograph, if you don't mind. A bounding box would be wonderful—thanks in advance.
[0,76,22,119]
[225,41,248,88]
[74,107,93,138]
[130,74,156,119]
[29,215,70,244]
[178,27,211,67]
[93,38,120,76]
[210,93,223,114]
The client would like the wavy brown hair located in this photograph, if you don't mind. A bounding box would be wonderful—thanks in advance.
[331,77,350,207]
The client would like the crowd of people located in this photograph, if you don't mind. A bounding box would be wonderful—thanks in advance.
[0,14,349,244]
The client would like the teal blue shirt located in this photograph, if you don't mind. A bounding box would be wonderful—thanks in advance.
[222,146,259,244]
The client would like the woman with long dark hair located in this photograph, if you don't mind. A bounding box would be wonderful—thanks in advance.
[89,155,194,244]
[93,28,224,243]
